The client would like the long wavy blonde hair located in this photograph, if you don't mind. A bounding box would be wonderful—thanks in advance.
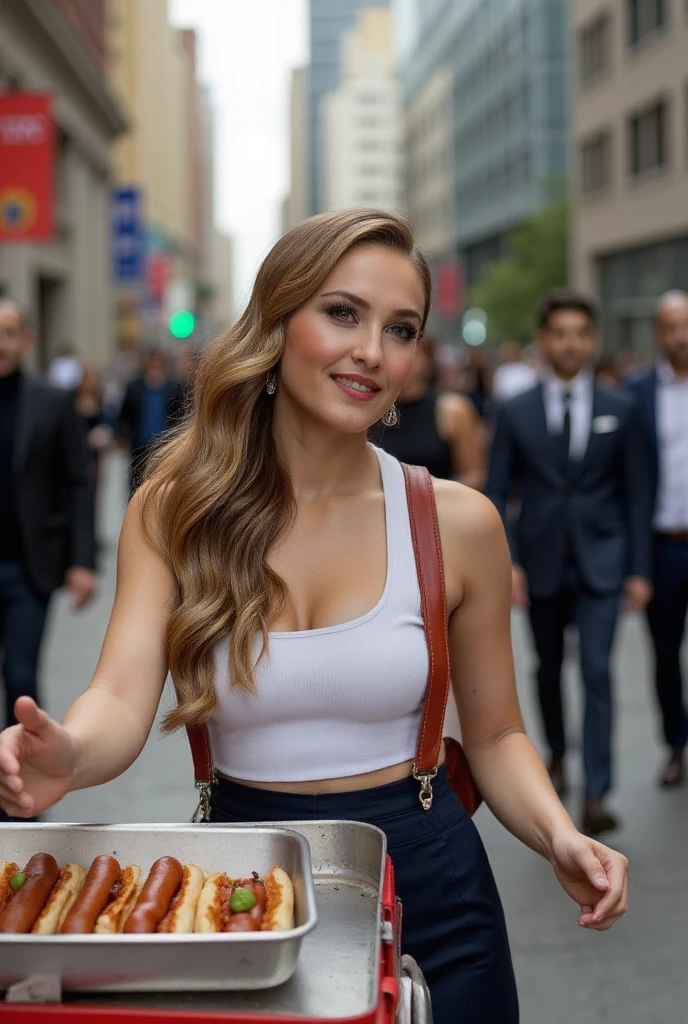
[142,208,432,732]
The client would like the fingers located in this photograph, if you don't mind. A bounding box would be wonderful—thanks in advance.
[0,726,22,777]
[0,781,33,817]
[578,845,629,931]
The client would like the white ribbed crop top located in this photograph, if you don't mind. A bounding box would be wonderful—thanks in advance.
[206,446,429,782]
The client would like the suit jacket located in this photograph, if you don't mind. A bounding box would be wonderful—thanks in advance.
[13,373,96,597]
[117,376,186,453]
[486,381,653,598]
[625,369,659,515]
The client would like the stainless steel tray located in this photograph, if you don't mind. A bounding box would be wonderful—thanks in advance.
[0,824,317,993]
[1,821,388,1019]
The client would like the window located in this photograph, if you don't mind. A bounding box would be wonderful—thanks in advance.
[580,13,611,83]
[581,131,613,193]
[628,0,666,48]
[629,99,668,176]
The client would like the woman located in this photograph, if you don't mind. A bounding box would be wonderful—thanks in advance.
[74,363,113,494]
[370,334,484,487]
[0,210,627,1024]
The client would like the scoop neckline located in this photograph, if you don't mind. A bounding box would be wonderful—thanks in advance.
[268,446,393,639]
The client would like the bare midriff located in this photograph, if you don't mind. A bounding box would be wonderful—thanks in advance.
[218,747,446,794]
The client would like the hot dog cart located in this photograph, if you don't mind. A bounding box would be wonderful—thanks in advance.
[0,821,432,1024]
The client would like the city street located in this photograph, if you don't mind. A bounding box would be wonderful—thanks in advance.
[30,453,688,1023]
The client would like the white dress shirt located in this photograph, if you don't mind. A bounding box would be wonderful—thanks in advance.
[654,362,688,531]
[543,370,593,461]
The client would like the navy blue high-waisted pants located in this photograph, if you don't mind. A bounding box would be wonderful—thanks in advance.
[210,765,519,1024]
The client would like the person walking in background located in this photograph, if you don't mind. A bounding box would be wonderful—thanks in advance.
[486,289,653,835]
[0,300,96,781]
[627,291,688,788]
[370,335,484,488]
[75,364,113,498]
[47,344,83,390]
[117,348,185,494]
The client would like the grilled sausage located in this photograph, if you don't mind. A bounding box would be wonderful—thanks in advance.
[124,857,183,934]
[60,855,121,934]
[0,854,59,933]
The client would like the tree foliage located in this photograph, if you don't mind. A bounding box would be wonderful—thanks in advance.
[467,191,569,343]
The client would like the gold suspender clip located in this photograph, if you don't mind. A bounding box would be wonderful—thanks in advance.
[412,765,438,811]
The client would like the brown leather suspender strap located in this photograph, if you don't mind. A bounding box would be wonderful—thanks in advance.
[401,464,452,808]
[186,461,453,820]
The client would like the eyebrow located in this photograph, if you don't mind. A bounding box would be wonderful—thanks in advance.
[320,289,422,324]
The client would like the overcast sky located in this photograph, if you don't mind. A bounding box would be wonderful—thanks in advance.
[169,0,308,312]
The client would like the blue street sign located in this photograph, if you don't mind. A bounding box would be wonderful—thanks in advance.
[112,186,145,284]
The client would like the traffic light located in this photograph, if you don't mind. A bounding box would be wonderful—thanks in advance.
[168,309,195,339]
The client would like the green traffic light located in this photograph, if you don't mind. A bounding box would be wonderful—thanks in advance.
[169,310,195,339]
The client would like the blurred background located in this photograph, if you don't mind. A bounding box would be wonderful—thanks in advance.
[1,3,687,1021]
[1,0,686,369]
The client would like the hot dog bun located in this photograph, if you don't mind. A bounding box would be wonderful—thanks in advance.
[262,866,295,931]
[194,867,294,933]
[94,864,142,934]
[32,863,86,934]
[157,864,204,933]
[0,862,20,917]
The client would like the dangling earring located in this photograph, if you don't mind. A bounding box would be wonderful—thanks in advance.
[265,371,277,395]
[382,403,398,427]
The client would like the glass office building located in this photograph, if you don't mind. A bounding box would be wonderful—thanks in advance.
[404,0,570,287]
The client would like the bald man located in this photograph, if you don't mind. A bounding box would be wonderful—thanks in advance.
[628,291,688,787]
[0,300,96,799]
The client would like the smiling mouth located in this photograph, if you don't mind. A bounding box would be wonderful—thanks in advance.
[331,375,380,394]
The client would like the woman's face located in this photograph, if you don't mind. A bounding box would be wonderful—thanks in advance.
[278,244,426,434]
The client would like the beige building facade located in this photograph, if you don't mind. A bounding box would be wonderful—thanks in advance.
[321,8,403,213]
[0,0,126,369]
[573,0,688,351]
[106,0,218,343]
[284,68,310,232]
[404,65,455,261]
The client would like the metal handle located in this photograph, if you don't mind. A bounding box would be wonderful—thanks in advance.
[401,954,433,1024]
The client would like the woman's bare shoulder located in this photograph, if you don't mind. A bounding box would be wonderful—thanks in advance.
[431,478,503,546]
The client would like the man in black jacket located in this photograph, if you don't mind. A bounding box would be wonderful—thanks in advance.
[486,290,653,834]
[0,299,96,739]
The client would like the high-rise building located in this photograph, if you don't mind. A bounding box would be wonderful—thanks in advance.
[284,68,310,231]
[0,0,126,368]
[403,0,570,300]
[309,0,389,215]
[572,0,688,352]
[322,8,402,212]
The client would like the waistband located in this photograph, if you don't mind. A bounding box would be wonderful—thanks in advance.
[655,530,688,543]
[211,764,452,822]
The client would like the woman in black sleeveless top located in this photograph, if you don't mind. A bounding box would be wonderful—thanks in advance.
[371,336,484,487]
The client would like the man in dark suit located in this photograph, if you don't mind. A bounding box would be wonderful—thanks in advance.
[117,348,185,494]
[627,291,688,788]
[0,300,96,736]
[486,289,653,834]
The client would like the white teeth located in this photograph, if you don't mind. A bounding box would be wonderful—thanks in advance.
[333,376,374,393]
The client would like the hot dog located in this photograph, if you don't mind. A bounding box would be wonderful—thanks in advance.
[124,857,183,934]
[0,854,60,933]
[194,866,294,933]
[95,864,141,933]
[60,855,121,934]
[0,862,20,917]
[157,864,205,933]
[32,863,87,934]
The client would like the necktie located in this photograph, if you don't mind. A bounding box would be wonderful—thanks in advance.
[559,389,572,469]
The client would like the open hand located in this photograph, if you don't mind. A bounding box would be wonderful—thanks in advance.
[0,698,77,817]
[550,831,628,931]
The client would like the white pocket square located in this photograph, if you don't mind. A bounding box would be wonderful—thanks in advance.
[592,415,619,434]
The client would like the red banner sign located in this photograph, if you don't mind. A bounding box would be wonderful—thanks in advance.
[0,93,55,242]
[435,260,463,320]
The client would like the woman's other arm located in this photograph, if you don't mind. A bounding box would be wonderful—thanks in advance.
[437,482,628,930]
[0,491,175,816]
